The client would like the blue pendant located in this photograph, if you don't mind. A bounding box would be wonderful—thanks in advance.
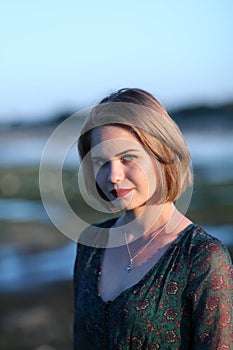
[127,260,132,272]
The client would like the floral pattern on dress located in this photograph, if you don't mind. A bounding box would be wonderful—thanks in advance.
[73,224,233,349]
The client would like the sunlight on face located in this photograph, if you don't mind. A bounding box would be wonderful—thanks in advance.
[90,126,160,212]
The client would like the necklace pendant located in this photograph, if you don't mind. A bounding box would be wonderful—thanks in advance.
[127,260,133,272]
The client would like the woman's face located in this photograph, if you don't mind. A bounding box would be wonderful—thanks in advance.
[90,125,160,212]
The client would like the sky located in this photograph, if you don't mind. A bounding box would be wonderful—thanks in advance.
[1,0,233,122]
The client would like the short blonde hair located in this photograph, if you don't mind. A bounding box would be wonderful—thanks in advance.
[78,88,192,207]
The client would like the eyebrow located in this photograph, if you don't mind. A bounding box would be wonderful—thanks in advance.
[91,149,140,159]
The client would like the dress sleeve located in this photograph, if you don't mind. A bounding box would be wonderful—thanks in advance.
[187,238,233,349]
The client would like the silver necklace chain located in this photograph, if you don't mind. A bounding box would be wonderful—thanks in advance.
[124,223,168,272]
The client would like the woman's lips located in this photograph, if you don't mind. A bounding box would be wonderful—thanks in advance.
[111,188,133,198]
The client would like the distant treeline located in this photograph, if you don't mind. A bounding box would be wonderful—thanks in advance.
[46,101,233,131]
[2,101,233,131]
[50,102,233,131]
[170,103,233,131]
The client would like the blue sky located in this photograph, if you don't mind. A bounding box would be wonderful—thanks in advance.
[1,0,233,122]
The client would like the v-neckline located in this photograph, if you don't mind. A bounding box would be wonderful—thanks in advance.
[97,223,196,304]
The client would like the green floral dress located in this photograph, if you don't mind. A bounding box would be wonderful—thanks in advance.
[73,223,233,349]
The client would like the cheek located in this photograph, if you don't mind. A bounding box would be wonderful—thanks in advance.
[136,160,157,181]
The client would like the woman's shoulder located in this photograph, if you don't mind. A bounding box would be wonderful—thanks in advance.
[183,224,227,247]
[179,224,232,266]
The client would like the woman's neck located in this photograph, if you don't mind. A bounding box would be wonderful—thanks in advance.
[124,202,176,241]
[107,202,191,248]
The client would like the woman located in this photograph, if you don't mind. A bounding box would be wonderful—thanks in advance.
[73,88,233,349]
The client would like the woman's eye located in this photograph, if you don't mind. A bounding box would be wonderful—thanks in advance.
[122,154,136,162]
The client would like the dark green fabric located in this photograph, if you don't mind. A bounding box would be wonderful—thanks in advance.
[73,224,233,349]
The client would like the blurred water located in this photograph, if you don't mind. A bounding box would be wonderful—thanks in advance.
[0,130,78,167]
[0,242,76,292]
[185,132,233,182]
[0,198,49,223]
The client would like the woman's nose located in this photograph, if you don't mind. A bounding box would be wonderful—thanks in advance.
[108,160,124,183]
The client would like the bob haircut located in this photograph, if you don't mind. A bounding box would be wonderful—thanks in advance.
[78,88,192,210]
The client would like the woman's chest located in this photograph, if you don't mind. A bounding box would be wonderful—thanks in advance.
[78,253,193,349]
[97,245,163,302]
[96,243,189,304]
